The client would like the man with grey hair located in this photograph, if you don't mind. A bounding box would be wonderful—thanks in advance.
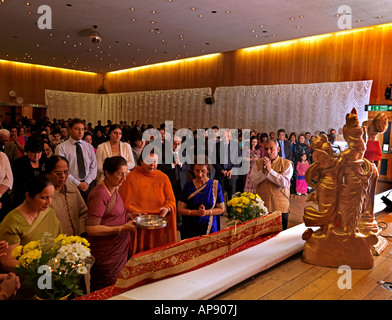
[250,139,293,230]
[0,129,19,164]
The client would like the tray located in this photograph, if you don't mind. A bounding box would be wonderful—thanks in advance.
[135,214,167,229]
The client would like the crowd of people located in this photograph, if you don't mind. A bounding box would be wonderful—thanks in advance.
[0,115,344,298]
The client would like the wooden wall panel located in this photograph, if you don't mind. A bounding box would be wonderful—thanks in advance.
[104,24,392,108]
[0,60,101,105]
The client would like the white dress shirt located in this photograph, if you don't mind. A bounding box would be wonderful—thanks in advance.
[0,152,13,190]
[55,137,97,187]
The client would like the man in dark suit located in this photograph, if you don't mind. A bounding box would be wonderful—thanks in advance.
[214,129,242,217]
[277,128,293,161]
[158,135,190,229]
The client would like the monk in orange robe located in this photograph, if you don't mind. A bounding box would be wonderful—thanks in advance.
[119,151,177,254]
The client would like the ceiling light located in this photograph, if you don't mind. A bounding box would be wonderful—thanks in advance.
[199,15,203,18]
[299,15,304,18]
[226,11,230,14]
[297,26,301,29]
[290,17,295,20]
[260,25,264,28]
[377,16,382,19]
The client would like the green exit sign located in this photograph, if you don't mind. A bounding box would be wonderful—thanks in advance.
[365,105,392,111]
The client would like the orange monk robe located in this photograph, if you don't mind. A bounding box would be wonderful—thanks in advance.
[118,166,177,254]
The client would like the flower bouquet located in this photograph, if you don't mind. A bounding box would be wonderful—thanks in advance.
[11,233,93,300]
[227,192,268,224]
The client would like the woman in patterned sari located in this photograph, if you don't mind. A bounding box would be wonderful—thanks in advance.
[177,158,225,240]
[87,156,136,292]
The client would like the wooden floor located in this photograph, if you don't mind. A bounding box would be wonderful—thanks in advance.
[214,182,392,300]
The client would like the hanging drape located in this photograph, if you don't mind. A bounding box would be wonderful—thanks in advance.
[45,90,103,124]
[211,80,372,133]
[45,88,212,129]
[45,80,372,133]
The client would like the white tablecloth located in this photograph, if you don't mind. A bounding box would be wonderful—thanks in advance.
[110,223,310,300]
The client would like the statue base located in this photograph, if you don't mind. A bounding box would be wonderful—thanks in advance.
[372,235,388,256]
[302,227,378,269]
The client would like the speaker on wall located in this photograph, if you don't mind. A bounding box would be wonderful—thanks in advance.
[385,84,392,100]
[205,96,215,105]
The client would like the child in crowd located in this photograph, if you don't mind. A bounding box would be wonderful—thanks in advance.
[296,153,309,195]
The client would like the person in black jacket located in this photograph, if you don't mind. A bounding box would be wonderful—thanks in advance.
[277,129,293,161]
[214,129,242,217]
[11,135,45,208]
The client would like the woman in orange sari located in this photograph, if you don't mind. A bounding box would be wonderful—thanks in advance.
[118,149,177,254]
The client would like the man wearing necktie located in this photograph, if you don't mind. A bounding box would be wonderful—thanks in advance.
[55,118,97,202]
[214,129,242,218]
[158,135,190,229]
[277,129,293,161]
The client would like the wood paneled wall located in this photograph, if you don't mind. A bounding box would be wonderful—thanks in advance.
[105,24,392,106]
[0,60,102,105]
[2,23,392,116]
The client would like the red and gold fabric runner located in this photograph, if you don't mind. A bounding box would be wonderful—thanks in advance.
[77,211,282,300]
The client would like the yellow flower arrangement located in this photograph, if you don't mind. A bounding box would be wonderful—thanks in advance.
[227,192,268,224]
[11,232,93,300]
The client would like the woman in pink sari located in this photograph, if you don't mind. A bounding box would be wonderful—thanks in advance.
[87,156,136,292]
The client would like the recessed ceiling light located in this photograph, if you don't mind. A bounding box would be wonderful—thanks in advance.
[377,16,382,19]
[211,11,217,13]
[131,18,136,22]
[260,25,264,28]
[130,8,135,11]
[299,15,304,18]
[290,17,295,20]
[226,11,230,14]
[356,19,362,22]
[191,7,196,11]
[66,3,72,7]
[297,26,301,29]
[199,15,203,18]
[152,11,156,14]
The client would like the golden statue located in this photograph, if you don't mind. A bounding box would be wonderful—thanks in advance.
[360,113,389,255]
[302,108,378,269]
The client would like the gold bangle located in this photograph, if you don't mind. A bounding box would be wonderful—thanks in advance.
[210,209,213,216]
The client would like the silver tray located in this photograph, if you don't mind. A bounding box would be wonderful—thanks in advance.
[135,214,167,229]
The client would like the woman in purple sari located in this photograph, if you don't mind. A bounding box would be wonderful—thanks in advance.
[87,156,136,292]
[177,158,225,240]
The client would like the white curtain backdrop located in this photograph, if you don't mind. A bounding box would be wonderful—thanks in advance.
[211,80,373,134]
[45,90,103,124]
[45,88,212,129]
[45,80,372,133]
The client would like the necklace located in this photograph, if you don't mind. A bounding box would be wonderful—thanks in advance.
[103,180,115,196]
[23,203,38,224]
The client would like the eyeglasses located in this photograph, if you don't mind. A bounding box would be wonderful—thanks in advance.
[54,170,69,177]
[114,172,127,178]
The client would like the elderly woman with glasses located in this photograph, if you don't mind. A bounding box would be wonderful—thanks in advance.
[44,155,88,236]
[86,156,137,292]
